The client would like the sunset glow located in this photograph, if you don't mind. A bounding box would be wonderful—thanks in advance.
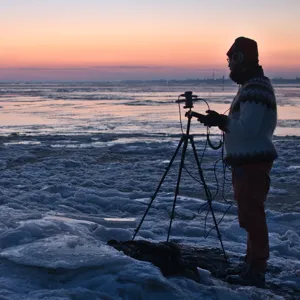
[1,0,300,81]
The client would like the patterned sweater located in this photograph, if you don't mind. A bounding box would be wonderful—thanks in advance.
[224,76,278,166]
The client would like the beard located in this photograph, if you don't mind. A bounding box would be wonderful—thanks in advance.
[229,65,264,85]
[229,68,247,84]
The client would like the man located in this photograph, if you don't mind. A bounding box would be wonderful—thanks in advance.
[198,37,278,287]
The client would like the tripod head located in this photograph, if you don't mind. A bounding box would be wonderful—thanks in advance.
[175,91,207,121]
[175,91,204,109]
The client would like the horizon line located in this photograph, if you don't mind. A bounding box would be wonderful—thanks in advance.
[0,76,300,83]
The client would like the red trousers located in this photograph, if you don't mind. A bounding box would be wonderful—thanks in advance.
[232,161,273,272]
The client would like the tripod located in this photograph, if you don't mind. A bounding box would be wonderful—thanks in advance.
[132,92,227,260]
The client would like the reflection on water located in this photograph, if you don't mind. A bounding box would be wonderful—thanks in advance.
[275,127,300,136]
[0,114,55,126]
[0,83,300,137]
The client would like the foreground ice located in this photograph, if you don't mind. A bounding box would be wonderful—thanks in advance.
[0,132,299,299]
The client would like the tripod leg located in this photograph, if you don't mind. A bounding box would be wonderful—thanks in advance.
[132,136,185,240]
[167,135,189,242]
[189,136,228,261]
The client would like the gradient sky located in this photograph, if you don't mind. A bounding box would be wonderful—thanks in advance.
[1,0,300,81]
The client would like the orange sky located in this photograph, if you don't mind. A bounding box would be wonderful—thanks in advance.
[1,1,300,80]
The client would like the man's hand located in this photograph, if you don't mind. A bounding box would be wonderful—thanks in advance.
[187,111,206,122]
[201,110,228,131]
[203,110,221,127]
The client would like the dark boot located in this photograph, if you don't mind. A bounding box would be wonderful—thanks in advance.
[225,265,265,288]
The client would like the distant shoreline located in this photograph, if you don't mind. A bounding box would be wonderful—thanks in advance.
[0,78,300,85]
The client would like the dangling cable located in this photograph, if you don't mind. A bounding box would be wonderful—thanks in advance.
[206,127,223,150]
[178,98,184,135]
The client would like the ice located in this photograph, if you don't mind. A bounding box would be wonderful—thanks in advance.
[0,82,300,298]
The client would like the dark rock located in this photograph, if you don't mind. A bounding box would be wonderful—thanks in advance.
[107,240,229,283]
[107,240,300,299]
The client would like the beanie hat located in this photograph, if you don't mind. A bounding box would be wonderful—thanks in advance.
[227,37,259,64]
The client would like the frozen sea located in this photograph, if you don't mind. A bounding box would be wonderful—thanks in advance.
[0,81,299,299]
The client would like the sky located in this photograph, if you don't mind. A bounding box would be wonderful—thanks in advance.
[1,0,300,81]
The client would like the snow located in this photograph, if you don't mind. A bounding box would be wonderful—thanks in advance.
[0,82,299,299]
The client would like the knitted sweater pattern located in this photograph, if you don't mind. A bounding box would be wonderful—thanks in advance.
[224,76,278,166]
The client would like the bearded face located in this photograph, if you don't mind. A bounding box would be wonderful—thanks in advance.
[226,37,261,84]
[228,58,263,85]
[228,60,246,84]
[227,52,248,84]
[227,50,262,84]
